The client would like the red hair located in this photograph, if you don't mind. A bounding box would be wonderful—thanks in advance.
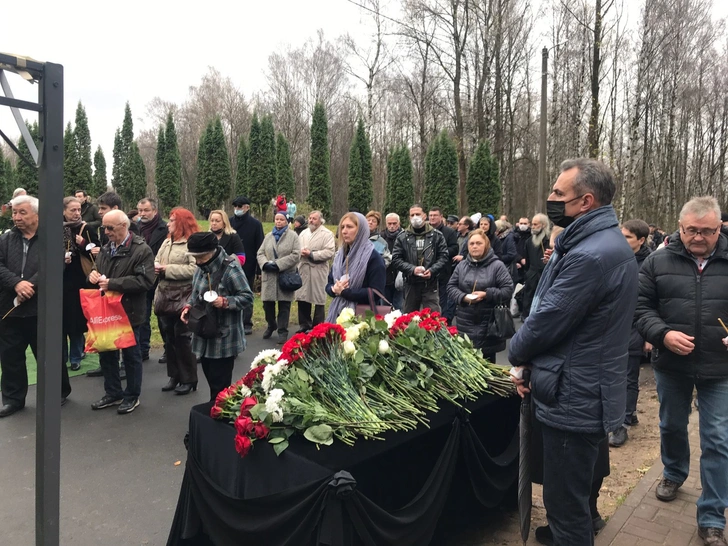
[169,207,200,240]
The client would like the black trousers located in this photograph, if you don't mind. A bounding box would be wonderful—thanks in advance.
[297,301,325,331]
[263,300,291,334]
[625,354,641,424]
[201,356,235,401]
[542,422,605,546]
[243,272,255,330]
[0,317,71,407]
[159,314,197,385]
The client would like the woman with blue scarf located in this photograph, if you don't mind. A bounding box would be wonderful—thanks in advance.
[326,212,386,322]
[257,212,301,343]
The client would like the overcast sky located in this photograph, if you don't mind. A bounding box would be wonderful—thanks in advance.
[2,0,727,180]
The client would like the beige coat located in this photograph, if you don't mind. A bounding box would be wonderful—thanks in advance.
[153,237,197,307]
[257,229,301,302]
[295,226,336,305]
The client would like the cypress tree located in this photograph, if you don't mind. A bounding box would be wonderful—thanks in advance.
[308,103,331,220]
[235,137,249,198]
[195,123,210,215]
[347,118,373,214]
[159,112,181,214]
[259,115,276,202]
[16,121,39,196]
[111,129,122,189]
[121,142,146,207]
[466,140,501,215]
[423,131,458,215]
[74,102,93,193]
[154,125,167,203]
[384,145,414,223]
[275,132,295,198]
[247,114,265,211]
[196,118,231,213]
[63,122,78,196]
[383,147,394,215]
[92,146,108,197]
[113,102,136,206]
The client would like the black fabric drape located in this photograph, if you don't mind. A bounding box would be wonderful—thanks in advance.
[168,395,520,546]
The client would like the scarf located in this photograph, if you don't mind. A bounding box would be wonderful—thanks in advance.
[139,214,161,244]
[63,219,84,254]
[326,213,375,322]
[272,224,288,242]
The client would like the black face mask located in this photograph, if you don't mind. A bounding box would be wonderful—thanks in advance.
[547,195,584,228]
[211,228,223,235]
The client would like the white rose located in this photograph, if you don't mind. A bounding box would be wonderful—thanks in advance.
[343,340,357,355]
[378,339,391,354]
[345,326,360,342]
[336,307,355,325]
[384,310,402,328]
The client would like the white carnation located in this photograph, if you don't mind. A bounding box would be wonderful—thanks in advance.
[237,385,252,398]
[261,362,287,392]
[384,310,402,328]
[250,349,282,370]
[378,339,391,354]
[265,388,285,422]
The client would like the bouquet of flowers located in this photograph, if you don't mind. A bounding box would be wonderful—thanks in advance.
[212,308,515,458]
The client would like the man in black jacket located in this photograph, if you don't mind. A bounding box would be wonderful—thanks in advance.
[392,205,449,313]
[75,190,102,231]
[428,207,459,322]
[230,196,264,334]
[88,210,155,414]
[635,197,728,546]
[0,196,72,417]
[136,198,167,361]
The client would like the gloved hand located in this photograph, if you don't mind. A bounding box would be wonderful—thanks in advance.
[263,261,279,272]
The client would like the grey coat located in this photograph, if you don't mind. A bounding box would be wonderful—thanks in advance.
[257,229,301,302]
[295,226,336,305]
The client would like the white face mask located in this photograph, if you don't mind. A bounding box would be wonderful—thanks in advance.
[410,216,425,228]
[518,224,530,231]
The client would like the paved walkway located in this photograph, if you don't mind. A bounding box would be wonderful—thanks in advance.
[597,409,725,546]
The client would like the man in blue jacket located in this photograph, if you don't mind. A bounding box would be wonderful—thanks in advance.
[510,158,638,545]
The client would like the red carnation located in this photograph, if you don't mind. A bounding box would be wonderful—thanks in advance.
[253,423,270,439]
[210,405,223,419]
[240,396,258,417]
[375,314,384,321]
[234,415,254,435]
[447,326,458,336]
[241,366,265,388]
[234,433,252,457]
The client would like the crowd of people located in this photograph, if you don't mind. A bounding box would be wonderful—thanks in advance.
[1,155,726,545]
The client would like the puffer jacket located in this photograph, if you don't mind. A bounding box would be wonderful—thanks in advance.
[509,206,639,434]
[0,227,39,318]
[635,233,728,380]
[95,234,156,327]
[628,245,651,355]
[447,250,514,354]
[391,224,449,283]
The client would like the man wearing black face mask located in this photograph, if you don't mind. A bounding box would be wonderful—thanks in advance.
[229,196,264,335]
[509,158,639,546]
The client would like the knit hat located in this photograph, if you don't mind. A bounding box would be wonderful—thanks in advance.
[294,215,306,226]
[186,232,219,256]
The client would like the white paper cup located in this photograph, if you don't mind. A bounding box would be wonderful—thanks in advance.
[65,252,72,259]
[86,243,96,251]
[203,290,218,302]
[465,294,478,301]
[340,274,349,282]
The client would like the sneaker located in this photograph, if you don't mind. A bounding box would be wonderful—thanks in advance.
[244,327,253,335]
[656,477,682,502]
[158,353,167,364]
[117,398,140,414]
[609,426,629,447]
[698,527,727,546]
[86,366,103,377]
[70,362,81,372]
[91,394,123,410]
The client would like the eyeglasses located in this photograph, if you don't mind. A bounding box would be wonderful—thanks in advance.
[681,226,719,238]
[102,223,124,231]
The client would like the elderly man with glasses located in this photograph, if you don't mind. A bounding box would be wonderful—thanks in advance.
[88,210,155,415]
[636,196,728,546]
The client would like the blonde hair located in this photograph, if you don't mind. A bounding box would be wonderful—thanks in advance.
[208,210,235,235]
[468,228,492,253]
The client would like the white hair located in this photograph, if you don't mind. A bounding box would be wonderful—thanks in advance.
[10,195,39,214]
[12,188,27,198]
[679,196,721,222]
[385,213,400,222]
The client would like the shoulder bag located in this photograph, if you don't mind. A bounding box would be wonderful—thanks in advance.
[272,246,303,292]
[154,283,194,317]
[355,288,393,318]
[187,257,234,339]
[487,304,516,339]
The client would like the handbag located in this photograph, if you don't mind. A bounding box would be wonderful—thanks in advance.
[186,256,234,339]
[154,283,193,316]
[272,246,302,292]
[487,304,516,339]
[79,254,95,277]
[355,288,393,318]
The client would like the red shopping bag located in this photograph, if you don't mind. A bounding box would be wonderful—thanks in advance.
[79,289,137,353]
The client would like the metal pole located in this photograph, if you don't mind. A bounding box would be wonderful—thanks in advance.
[537,47,549,213]
[36,61,64,546]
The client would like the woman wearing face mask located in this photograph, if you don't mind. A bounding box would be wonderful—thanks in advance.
[257,212,301,344]
[447,229,514,363]
[326,212,386,322]
[208,210,246,266]
[521,213,552,319]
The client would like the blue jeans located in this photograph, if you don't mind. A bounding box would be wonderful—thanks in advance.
[654,369,728,529]
[66,332,85,365]
[99,327,143,401]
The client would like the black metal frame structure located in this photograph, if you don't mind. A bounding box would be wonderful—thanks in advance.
[0,52,64,546]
